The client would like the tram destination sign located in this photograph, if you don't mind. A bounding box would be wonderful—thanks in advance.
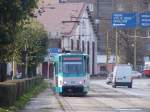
[112,13,136,28]
[140,13,150,27]
[63,57,82,61]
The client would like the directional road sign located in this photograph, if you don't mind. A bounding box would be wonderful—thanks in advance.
[112,13,136,28]
[47,48,61,56]
[140,13,150,27]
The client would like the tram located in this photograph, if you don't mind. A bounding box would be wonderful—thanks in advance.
[144,62,150,77]
[51,51,90,96]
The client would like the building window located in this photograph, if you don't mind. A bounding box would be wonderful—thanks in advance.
[88,3,94,12]
[82,20,86,30]
[82,40,84,52]
[92,42,95,75]
[77,40,80,50]
[71,39,74,50]
[100,66,107,71]
[146,44,150,51]
[87,41,90,54]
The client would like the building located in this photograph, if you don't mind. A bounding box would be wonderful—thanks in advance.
[36,1,97,76]
[97,55,116,75]
[94,0,113,54]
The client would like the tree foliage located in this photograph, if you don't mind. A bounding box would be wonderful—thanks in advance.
[0,0,38,81]
[0,0,38,62]
[15,19,48,77]
[110,29,145,66]
[16,19,48,64]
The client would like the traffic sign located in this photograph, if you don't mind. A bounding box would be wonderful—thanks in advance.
[112,13,136,28]
[47,48,61,56]
[140,13,150,27]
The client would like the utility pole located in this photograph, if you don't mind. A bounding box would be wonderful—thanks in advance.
[106,32,109,64]
[134,29,137,70]
[47,56,50,79]
[115,27,118,64]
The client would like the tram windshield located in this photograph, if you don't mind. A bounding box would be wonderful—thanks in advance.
[62,61,84,74]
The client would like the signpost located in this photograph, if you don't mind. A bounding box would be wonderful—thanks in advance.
[140,13,150,27]
[47,48,61,78]
[112,13,136,64]
[47,48,61,56]
[112,12,150,70]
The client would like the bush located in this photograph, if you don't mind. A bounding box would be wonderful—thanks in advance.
[0,82,17,106]
[6,80,22,99]
[0,76,43,107]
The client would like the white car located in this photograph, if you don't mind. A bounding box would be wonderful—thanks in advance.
[112,64,133,88]
[131,71,142,79]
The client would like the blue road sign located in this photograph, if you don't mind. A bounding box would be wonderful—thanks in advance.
[112,13,136,28]
[47,48,61,56]
[140,13,150,27]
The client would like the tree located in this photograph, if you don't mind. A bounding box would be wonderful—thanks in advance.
[0,0,37,81]
[110,29,145,66]
[15,19,48,77]
[0,0,37,43]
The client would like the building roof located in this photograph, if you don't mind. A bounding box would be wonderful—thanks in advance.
[36,1,85,35]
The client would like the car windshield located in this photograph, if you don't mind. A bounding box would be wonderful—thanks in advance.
[116,66,132,75]
[62,61,84,74]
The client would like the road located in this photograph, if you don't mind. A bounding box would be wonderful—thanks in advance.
[20,79,150,112]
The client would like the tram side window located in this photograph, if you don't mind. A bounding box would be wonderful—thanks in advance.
[87,57,89,73]
[85,56,89,73]
[145,64,150,69]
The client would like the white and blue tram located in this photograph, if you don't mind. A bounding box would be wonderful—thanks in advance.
[52,51,90,96]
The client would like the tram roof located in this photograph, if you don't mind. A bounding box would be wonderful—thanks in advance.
[51,53,88,62]
[58,53,88,56]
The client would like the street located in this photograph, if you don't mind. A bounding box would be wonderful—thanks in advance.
[20,79,150,112]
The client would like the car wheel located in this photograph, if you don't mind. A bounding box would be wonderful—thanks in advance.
[106,82,110,85]
[128,82,132,88]
[112,84,116,88]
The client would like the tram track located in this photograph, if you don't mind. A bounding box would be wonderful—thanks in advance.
[55,94,76,112]
[90,83,150,111]
[52,82,150,112]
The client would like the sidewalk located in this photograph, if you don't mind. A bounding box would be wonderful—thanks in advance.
[19,80,63,112]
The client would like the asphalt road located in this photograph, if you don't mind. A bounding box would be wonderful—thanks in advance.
[20,79,150,112]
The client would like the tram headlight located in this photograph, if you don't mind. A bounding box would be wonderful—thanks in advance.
[63,81,67,85]
[79,80,85,84]
[79,81,83,84]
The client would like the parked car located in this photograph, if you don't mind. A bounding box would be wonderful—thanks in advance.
[112,64,133,88]
[106,72,113,84]
[131,71,142,79]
